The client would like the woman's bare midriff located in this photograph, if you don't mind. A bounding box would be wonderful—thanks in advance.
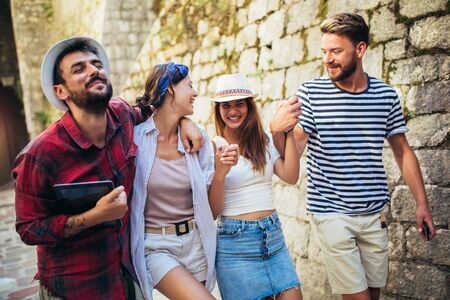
[223,209,275,221]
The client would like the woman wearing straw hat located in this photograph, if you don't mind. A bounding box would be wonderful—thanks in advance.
[211,73,303,300]
[130,62,238,300]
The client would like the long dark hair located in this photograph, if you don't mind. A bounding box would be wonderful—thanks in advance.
[136,62,188,119]
[214,97,268,173]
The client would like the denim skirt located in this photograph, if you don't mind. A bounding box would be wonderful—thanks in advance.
[215,211,301,300]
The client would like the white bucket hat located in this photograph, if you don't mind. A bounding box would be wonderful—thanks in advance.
[212,73,258,102]
[40,36,111,111]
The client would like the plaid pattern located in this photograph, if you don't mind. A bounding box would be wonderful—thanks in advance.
[13,98,141,300]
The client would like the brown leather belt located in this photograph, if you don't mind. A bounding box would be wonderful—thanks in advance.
[145,219,195,236]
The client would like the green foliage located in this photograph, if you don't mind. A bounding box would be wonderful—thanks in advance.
[157,0,234,52]
[41,2,53,19]
[34,111,53,128]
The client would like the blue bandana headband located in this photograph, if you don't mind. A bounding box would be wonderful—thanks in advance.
[156,62,189,106]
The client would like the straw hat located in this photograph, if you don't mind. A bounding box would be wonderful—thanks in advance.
[212,73,258,102]
[40,36,111,111]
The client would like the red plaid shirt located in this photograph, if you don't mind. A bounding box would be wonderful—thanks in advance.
[12,98,141,299]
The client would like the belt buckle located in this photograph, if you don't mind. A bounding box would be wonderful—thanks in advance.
[175,220,190,236]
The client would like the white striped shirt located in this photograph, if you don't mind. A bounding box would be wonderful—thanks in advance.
[297,75,408,215]
[130,117,216,300]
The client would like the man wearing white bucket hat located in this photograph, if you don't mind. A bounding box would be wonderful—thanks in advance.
[12,36,202,300]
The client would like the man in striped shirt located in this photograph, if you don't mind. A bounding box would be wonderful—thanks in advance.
[271,13,435,300]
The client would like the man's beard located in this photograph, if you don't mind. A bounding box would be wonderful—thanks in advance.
[327,55,357,82]
[68,77,113,114]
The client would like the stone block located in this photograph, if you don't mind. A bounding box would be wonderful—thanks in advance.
[384,39,407,60]
[406,80,450,114]
[326,0,376,18]
[362,44,383,79]
[197,20,209,36]
[237,7,248,28]
[387,222,405,260]
[406,227,450,266]
[150,19,161,35]
[235,24,258,52]
[415,150,450,185]
[202,26,221,48]
[238,48,258,75]
[260,101,277,130]
[182,53,192,67]
[406,113,450,147]
[410,15,450,50]
[258,46,273,71]
[297,170,308,220]
[247,75,263,98]
[296,259,337,300]
[262,70,285,100]
[285,61,322,96]
[248,0,268,23]
[273,183,301,218]
[118,21,130,33]
[200,63,214,80]
[386,261,448,299]
[389,55,448,85]
[213,60,227,76]
[199,48,211,63]
[399,0,447,18]
[267,0,280,12]
[190,65,201,82]
[286,0,320,34]
[280,216,310,258]
[207,77,217,95]
[382,150,402,188]
[307,222,325,264]
[258,9,285,46]
[128,33,139,45]
[192,50,201,65]
[198,80,208,96]
[237,0,246,8]
[370,5,407,43]
[272,35,304,68]
[391,185,450,225]
[306,26,322,61]
[192,96,212,123]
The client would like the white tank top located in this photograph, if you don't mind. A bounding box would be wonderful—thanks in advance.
[218,135,280,216]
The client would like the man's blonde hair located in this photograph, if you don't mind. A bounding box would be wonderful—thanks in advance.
[320,13,369,46]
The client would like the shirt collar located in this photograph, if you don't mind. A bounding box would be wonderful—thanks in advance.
[61,105,122,149]
[143,116,186,155]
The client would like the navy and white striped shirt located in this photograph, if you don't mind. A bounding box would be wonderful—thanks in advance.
[297,75,408,215]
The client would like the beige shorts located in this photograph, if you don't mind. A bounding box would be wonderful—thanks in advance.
[310,212,388,294]
[144,227,208,285]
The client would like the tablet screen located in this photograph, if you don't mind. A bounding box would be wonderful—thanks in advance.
[54,180,114,214]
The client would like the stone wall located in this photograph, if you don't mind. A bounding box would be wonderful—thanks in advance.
[10,0,56,137]
[102,0,156,94]
[122,1,450,299]
[9,0,155,138]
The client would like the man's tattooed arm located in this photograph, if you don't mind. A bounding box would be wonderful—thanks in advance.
[63,214,88,238]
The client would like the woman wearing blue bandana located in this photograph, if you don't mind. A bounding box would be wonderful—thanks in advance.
[130,62,238,299]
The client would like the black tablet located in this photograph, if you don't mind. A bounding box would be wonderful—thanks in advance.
[54,180,114,214]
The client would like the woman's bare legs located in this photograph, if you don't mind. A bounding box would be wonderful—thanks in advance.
[262,286,303,300]
[155,266,215,300]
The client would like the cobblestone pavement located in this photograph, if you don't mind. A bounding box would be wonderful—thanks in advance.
[0,182,220,300]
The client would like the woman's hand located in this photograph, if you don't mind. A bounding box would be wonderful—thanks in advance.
[215,144,239,178]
